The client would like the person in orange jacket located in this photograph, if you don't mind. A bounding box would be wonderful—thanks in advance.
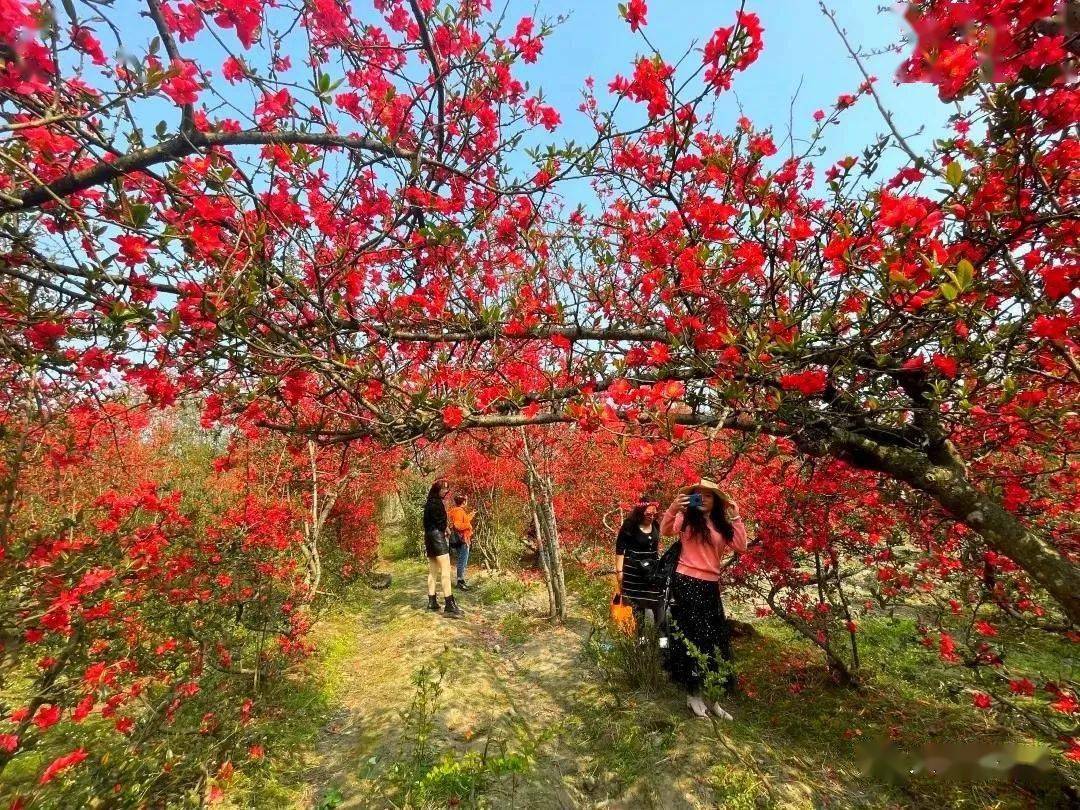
[447,494,477,590]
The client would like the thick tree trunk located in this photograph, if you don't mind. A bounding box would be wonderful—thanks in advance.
[833,429,1080,626]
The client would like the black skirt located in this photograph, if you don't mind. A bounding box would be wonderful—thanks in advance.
[664,572,734,694]
[424,529,449,558]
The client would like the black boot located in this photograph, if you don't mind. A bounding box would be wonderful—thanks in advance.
[427,595,440,611]
[443,595,463,617]
[457,579,472,591]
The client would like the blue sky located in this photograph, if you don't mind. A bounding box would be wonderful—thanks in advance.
[505,0,950,174]
[112,1,951,183]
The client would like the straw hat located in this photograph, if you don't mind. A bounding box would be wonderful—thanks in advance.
[679,478,731,502]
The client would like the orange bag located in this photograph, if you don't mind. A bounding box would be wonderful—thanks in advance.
[610,592,636,635]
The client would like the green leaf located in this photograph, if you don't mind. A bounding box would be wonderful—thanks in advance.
[946,161,963,188]
[129,204,152,229]
[61,0,78,26]
[955,259,974,290]
[940,283,958,301]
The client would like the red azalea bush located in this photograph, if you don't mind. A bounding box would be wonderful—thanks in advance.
[0,399,393,804]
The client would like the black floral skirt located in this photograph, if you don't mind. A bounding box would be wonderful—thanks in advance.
[664,572,735,694]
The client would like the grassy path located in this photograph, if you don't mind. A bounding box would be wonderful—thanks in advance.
[297,560,600,807]
[283,560,1076,809]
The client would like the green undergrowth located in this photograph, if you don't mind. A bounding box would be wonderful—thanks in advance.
[223,592,371,807]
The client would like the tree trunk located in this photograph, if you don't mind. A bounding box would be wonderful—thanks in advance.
[832,428,1080,626]
[521,431,567,621]
[301,441,342,593]
[531,507,557,617]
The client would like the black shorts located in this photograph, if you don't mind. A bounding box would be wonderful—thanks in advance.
[425,530,449,558]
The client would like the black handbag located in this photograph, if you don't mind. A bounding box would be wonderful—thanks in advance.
[654,540,683,634]
[448,528,465,550]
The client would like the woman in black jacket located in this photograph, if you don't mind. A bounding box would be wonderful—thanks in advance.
[423,480,461,616]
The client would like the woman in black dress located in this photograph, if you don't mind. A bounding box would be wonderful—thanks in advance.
[423,480,461,616]
[614,499,662,626]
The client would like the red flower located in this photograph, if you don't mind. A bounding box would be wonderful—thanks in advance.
[1065,738,1080,763]
[72,695,95,723]
[222,56,245,83]
[1050,692,1078,715]
[441,405,465,428]
[779,369,828,396]
[24,321,66,350]
[938,632,960,663]
[625,0,647,31]
[972,692,992,710]
[523,97,561,131]
[113,234,150,266]
[931,353,958,379]
[32,704,61,730]
[625,57,673,118]
[974,620,997,637]
[1009,678,1035,697]
[255,88,293,121]
[162,58,201,106]
[1031,314,1068,341]
[71,25,107,65]
[0,734,18,754]
[38,749,88,785]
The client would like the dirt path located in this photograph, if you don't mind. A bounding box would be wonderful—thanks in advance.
[298,560,626,808]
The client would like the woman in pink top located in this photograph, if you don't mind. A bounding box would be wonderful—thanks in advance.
[659,478,748,719]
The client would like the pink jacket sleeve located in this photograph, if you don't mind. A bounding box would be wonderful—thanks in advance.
[728,516,748,552]
[660,503,683,537]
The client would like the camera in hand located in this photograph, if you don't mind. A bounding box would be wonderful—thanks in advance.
[687,493,703,510]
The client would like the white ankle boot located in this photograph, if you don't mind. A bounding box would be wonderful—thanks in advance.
[710,702,733,721]
[686,694,708,718]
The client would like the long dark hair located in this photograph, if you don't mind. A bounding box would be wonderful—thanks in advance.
[426,480,447,501]
[683,495,734,543]
[623,504,649,528]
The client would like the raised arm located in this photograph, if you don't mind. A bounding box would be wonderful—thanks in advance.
[725,498,748,552]
[728,516,748,552]
[660,494,688,537]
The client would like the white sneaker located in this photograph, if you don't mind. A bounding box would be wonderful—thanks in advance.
[686,695,708,718]
[710,702,733,721]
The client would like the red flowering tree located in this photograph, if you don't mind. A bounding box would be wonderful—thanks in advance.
[0,0,1075,630]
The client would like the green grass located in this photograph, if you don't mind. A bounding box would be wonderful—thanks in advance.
[226,602,368,807]
[708,765,767,810]
[120,556,1074,809]
[498,612,530,645]
[567,579,1079,809]
[710,619,1077,808]
[476,574,529,608]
